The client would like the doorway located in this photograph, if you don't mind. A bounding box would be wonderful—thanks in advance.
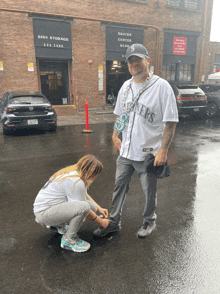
[106,60,131,103]
[39,60,69,105]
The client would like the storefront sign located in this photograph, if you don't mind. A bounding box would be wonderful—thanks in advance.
[173,37,187,55]
[27,62,34,72]
[98,65,104,91]
[106,25,144,61]
[163,29,200,65]
[33,19,72,59]
[0,61,3,71]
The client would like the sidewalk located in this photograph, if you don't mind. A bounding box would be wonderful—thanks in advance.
[57,105,116,126]
[0,105,116,131]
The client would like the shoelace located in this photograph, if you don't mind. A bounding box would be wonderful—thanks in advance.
[142,222,149,230]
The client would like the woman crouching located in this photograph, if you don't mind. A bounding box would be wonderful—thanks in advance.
[33,154,110,252]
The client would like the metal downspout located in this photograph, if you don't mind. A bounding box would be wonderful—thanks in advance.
[198,0,209,83]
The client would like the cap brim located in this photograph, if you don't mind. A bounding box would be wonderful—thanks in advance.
[126,53,147,62]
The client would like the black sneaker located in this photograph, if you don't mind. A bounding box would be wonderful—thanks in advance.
[137,222,156,238]
[93,222,120,237]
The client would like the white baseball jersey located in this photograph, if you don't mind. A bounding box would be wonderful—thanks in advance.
[114,75,179,161]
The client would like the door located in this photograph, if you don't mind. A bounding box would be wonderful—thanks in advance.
[106,60,131,103]
[39,60,69,105]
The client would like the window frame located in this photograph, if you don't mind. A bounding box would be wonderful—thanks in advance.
[162,63,195,84]
[166,0,201,10]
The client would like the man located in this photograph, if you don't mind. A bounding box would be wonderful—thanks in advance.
[94,44,178,238]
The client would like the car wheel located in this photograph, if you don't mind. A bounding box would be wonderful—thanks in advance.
[206,102,219,118]
[3,127,9,135]
[49,125,57,132]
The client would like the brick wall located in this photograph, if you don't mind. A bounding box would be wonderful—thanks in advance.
[0,11,38,97]
[72,19,106,109]
[0,0,214,106]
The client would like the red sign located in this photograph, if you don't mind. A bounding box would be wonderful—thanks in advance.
[173,37,187,55]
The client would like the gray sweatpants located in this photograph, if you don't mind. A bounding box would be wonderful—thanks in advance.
[34,200,97,239]
[110,156,157,225]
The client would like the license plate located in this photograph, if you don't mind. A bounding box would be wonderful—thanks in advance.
[28,119,38,125]
[193,108,199,112]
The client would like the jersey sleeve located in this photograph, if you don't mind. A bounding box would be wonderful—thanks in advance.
[114,87,123,116]
[161,82,179,122]
[114,80,131,116]
[62,177,87,202]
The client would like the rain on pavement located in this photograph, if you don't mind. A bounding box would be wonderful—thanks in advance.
[1,117,220,294]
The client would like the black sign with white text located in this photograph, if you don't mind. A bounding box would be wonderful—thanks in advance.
[106,25,144,61]
[33,19,72,59]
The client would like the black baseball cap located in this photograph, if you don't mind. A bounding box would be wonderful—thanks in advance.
[125,44,149,62]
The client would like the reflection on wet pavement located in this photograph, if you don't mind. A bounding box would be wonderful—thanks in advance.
[1,118,220,293]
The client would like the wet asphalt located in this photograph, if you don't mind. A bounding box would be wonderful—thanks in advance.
[1,111,220,294]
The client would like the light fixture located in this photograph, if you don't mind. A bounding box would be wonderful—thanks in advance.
[113,60,118,67]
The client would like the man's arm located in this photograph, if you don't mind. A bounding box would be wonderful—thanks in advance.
[112,117,122,150]
[154,122,177,166]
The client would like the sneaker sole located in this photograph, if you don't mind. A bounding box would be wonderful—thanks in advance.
[60,243,90,252]
[93,227,120,238]
[137,225,156,238]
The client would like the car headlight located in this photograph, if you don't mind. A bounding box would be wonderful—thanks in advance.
[45,106,53,110]
[5,107,17,112]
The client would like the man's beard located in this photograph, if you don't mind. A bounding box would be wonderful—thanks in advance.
[133,69,149,82]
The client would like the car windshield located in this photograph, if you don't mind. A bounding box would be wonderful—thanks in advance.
[9,96,48,105]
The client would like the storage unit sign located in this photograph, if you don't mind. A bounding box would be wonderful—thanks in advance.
[33,18,72,59]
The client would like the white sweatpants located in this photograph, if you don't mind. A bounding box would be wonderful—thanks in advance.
[34,200,97,239]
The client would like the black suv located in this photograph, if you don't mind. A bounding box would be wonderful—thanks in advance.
[199,83,220,118]
[169,83,207,117]
[0,91,57,135]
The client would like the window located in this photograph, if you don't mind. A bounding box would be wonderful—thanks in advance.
[162,63,176,82]
[162,63,194,83]
[126,0,148,3]
[214,54,220,72]
[166,0,180,7]
[166,0,200,10]
[179,64,192,82]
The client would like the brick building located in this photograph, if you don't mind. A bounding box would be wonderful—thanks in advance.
[0,0,217,108]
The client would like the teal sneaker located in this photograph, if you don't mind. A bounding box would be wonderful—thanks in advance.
[60,235,91,252]
[56,224,69,235]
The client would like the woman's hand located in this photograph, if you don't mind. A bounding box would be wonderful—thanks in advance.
[99,208,108,218]
[101,218,110,229]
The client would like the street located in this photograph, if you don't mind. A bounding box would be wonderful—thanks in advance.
[1,117,220,294]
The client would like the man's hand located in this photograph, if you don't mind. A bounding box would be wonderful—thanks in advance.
[154,122,177,166]
[154,149,167,166]
[112,136,121,150]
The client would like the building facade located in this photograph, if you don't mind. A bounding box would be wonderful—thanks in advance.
[0,0,215,108]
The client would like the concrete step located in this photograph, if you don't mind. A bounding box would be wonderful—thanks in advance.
[53,105,77,116]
